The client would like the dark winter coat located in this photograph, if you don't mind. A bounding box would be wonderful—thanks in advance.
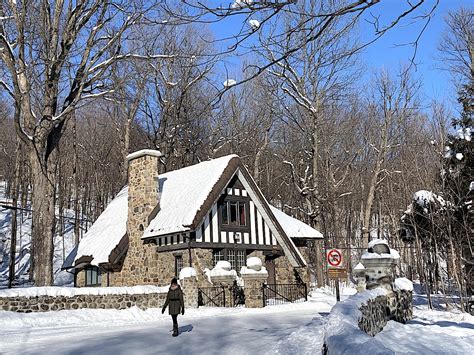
[162,285,184,315]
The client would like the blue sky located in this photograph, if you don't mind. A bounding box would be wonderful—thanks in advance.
[208,0,471,110]
[359,0,469,107]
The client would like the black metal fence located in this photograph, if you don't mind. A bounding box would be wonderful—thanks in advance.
[262,283,307,306]
[198,286,226,307]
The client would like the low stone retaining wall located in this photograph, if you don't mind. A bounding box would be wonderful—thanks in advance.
[0,278,201,313]
[0,292,167,313]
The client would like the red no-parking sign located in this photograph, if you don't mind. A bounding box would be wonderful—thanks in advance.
[326,249,343,268]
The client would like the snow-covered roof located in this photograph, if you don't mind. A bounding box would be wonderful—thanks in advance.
[66,187,129,268]
[144,155,238,238]
[270,206,323,240]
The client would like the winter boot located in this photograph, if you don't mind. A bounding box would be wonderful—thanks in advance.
[172,324,178,337]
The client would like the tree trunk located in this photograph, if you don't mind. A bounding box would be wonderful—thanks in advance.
[362,158,383,247]
[30,150,57,286]
[8,140,22,288]
[72,114,81,246]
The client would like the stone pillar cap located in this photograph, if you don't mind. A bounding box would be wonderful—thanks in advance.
[241,273,268,281]
[126,149,162,162]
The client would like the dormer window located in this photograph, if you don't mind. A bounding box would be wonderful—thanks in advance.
[221,201,246,226]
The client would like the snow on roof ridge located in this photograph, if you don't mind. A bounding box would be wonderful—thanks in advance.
[126,149,162,161]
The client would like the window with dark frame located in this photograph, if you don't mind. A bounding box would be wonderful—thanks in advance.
[227,249,235,269]
[236,249,246,272]
[212,248,247,273]
[213,249,225,266]
[175,255,183,277]
[239,203,246,226]
[85,266,101,286]
[222,201,247,227]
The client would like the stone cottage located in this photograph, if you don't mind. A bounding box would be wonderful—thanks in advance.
[63,150,322,288]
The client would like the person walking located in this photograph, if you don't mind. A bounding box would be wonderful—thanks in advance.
[162,278,185,337]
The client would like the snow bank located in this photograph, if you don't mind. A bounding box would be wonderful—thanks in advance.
[376,306,474,354]
[179,267,196,280]
[323,288,394,354]
[393,277,413,292]
[0,285,168,298]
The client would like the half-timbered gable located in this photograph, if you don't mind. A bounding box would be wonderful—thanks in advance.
[64,150,321,288]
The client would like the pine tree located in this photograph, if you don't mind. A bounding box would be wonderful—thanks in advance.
[442,80,473,301]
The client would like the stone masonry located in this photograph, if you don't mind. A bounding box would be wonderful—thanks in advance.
[242,278,265,308]
[180,276,199,308]
[110,151,162,286]
[0,292,167,313]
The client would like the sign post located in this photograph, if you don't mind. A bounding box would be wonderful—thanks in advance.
[326,249,345,302]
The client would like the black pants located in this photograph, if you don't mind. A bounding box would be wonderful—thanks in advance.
[171,314,178,328]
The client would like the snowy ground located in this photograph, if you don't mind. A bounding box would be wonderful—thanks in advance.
[1,286,472,354]
[376,306,474,354]
[0,291,336,355]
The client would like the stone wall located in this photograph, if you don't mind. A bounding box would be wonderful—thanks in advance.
[0,292,167,313]
[180,277,199,308]
[358,289,413,335]
[392,289,413,323]
[358,294,390,336]
[191,248,214,288]
[243,278,265,308]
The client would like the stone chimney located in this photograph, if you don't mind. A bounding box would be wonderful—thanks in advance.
[115,149,162,286]
[126,149,162,232]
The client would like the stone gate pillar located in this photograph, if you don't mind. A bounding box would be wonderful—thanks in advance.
[179,267,198,308]
[241,257,268,308]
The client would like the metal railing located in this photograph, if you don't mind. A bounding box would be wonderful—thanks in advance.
[262,283,307,307]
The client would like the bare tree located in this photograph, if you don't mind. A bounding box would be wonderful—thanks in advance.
[361,68,421,247]
[0,1,169,285]
[438,7,473,87]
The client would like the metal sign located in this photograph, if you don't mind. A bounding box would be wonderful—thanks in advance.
[326,249,343,268]
[328,268,347,279]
